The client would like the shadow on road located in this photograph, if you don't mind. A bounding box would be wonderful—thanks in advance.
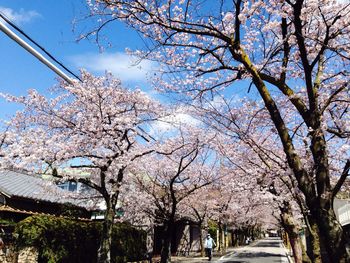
[222,260,281,263]
[251,241,280,248]
[234,251,282,258]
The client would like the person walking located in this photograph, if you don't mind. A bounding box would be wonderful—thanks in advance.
[204,234,216,261]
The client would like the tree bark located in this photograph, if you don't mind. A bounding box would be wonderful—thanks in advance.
[97,201,115,263]
[198,223,205,257]
[160,221,174,263]
[234,46,350,262]
[311,204,349,263]
[305,216,322,263]
[280,202,311,263]
[307,125,349,262]
[218,221,224,252]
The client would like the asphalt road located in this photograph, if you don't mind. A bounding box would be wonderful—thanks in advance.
[217,237,290,263]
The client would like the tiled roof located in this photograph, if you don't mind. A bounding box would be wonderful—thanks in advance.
[0,205,91,221]
[0,170,79,205]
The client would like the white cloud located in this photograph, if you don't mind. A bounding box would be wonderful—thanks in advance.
[0,6,40,24]
[155,113,198,130]
[150,111,201,137]
[70,52,156,83]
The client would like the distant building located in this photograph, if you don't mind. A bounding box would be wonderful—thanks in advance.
[333,199,350,242]
[334,199,350,227]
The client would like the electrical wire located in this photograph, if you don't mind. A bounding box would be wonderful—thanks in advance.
[0,12,82,82]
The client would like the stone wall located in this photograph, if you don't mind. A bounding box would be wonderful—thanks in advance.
[17,247,38,263]
[0,247,16,263]
[0,246,38,263]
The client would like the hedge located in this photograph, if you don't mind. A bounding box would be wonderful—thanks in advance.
[14,215,147,263]
[207,220,218,241]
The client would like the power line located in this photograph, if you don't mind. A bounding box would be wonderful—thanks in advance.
[0,14,158,142]
[0,12,81,82]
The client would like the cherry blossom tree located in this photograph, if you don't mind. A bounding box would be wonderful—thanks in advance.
[182,186,219,256]
[181,157,277,254]
[83,0,350,261]
[1,71,161,263]
[128,127,218,263]
[199,97,318,262]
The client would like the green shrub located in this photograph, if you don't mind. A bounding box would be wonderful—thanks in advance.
[0,218,16,226]
[59,202,90,219]
[207,220,218,241]
[14,215,147,263]
[14,216,99,263]
[112,222,147,263]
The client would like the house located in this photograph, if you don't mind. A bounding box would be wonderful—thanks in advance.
[0,170,91,222]
[334,198,350,238]
[152,219,203,256]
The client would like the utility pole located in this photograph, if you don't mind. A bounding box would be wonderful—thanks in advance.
[0,19,73,84]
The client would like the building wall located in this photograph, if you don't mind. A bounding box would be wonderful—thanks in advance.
[190,225,201,252]
[175,224,190,255]
[153,221,202,256]
[334,199,350,226]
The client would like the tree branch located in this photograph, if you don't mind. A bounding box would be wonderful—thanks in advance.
[332,160,350,200]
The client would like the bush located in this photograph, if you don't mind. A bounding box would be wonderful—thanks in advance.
[112,223,147,263]
[207,220,218,241]
[14,215,147,263]
[14,216,99,263]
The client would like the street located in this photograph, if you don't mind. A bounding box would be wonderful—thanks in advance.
[172,237,290,263]
[217,237,290,263]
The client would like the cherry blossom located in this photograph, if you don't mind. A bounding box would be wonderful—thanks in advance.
[83,0,350,260]
[1,71,162,263]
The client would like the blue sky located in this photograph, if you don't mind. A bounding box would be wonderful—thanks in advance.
[0,0,258,131]
[0,0,155,121]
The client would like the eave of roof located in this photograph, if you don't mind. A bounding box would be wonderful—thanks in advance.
[0,205,91,221]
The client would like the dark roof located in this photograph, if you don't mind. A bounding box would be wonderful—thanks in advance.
[0,170,80,205]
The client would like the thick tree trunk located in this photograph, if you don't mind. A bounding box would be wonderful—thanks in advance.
[218,222,224,252]
[301,241,311,263]
[280,206,307,263]
[160,221,174,263]
[306,115,348,262]
[311,205,349,263]
[282,220,303,263]
[97,203,115,263]
[160,237,171,263]
[96,168,123,263]
[304,216,322,263]
[239,229,245,246]
[198,224,204,257]
[233,37,350,262]
[289,234,304,263]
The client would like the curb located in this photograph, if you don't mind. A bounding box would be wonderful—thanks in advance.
[281,242,294,263]
[170,247,237,262]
